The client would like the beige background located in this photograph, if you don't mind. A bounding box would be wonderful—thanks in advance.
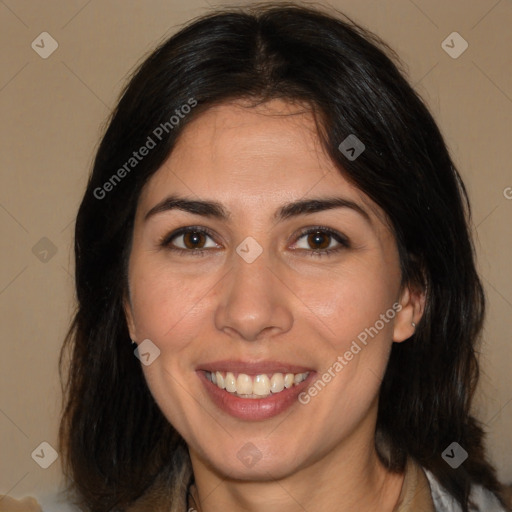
[1,0,511,504]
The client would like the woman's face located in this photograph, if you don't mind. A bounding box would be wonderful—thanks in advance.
[124,99,420,480]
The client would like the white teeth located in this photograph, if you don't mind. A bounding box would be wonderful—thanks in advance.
[253,374,270,396]
[284,373,295,388]
[236,373,253,395]
[225,372,237,393]
[215,371,225,389]
[294,373,308,384]
[270,373,285,393]
[206,371,310,398]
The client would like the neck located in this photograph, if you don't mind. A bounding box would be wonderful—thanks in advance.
[188,424,405,512]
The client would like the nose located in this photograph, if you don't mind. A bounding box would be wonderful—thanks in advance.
[214,246,294,342]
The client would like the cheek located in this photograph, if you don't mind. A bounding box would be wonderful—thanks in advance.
[128,256,216,348]
[293,275,398,441]
[290,261,400,420]
[292,262,399,347]
[128,260,214,434]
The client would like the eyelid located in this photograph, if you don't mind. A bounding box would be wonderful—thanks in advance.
[160,224,350,256]
[287,226,350,259]
[160,225,220,248]
[290,226,349,248]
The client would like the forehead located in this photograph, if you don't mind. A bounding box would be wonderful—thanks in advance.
[138,99,382,223]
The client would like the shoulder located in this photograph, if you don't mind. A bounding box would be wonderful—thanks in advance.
[0,492,80,512]
[423,468,509,512]
[36,490,81,512]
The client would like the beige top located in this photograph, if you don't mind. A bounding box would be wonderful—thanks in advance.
[0,495,42,512]
[187,458,436,512]
[0,458,435,512]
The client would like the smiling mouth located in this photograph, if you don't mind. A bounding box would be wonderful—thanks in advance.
[204,370,310,399]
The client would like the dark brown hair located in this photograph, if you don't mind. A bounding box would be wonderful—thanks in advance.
[58,3,510,511]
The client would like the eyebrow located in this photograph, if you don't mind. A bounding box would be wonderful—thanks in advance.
[144,194,372,225]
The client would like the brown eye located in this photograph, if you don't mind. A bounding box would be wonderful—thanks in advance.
[292,226,349,258]
[306,231,331,250]
[182,231,207,249]
[162,227,219,255]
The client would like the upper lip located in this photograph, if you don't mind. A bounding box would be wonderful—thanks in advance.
[198,360,314,375]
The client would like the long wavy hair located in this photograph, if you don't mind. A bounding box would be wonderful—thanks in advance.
[58,3,510,511]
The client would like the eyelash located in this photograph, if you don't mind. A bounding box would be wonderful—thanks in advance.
[159,225,350,258]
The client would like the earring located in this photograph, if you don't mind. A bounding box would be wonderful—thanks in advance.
[411,322,416,328]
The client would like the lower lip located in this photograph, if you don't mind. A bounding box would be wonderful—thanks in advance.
[197,370,316,421]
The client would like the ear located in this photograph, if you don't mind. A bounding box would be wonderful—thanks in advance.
[123,292,137,342]
[392,282,426,343]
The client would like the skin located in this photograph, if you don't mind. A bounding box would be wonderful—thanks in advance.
[124,99,425,512]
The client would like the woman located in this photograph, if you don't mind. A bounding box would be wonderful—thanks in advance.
[58,3,511,511]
